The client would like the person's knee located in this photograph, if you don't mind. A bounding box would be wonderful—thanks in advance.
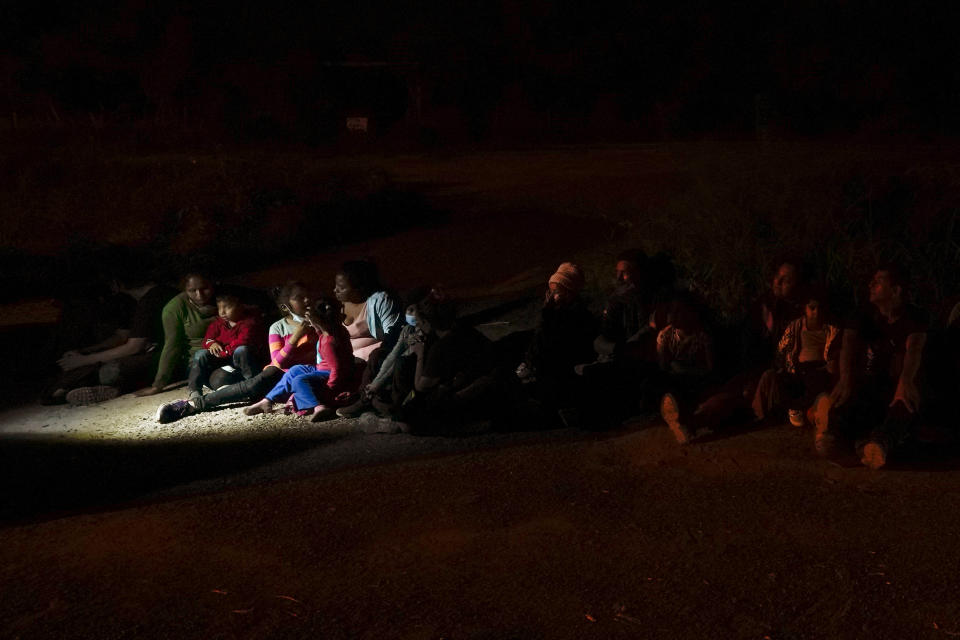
[192,349,210,364]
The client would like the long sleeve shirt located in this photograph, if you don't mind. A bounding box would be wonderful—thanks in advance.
[202,315,264,357]
[315,324,357,395]
[267,317,319,370]
[152,292,217,388]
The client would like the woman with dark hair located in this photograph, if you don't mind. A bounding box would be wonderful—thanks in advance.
[135,273,218,397]
[334,259,403,361]
[155,281,319,423]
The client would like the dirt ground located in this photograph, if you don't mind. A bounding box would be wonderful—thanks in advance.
[3,411,960,640]
[4,143,960,639]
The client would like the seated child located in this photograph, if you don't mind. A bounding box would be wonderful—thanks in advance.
[243,298,358,420]
[185,293,264,404]
[338,286,431,419]
[643,296,714,444]
[155,281,318,423]
[360,295,496,435]
[752,286,840,425]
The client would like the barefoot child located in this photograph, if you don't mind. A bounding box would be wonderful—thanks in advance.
[244,298,358,420]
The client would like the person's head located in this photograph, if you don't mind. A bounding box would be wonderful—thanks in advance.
[402,285,432,327]
[667,294,704,335]
[335,259,382,304]
[216,293,244,323]
[801,284,829,328]
[182,273,214,307]
[276,280,311,319]
[309,297,346,334]
[771,261,800,300]
[547,262,585,306]
[615,248,647,287]
[417,295,457,335]
[869,263,909,308]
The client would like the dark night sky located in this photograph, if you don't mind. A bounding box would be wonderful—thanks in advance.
[2,1,959,139]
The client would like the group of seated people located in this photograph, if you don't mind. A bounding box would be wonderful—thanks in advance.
[41,249,960,471]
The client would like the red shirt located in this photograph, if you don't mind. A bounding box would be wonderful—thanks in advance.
[315,324,357,394]
[203,315,264,357]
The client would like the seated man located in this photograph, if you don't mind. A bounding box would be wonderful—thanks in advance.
[814,264,927,469]
[43,267,177,406]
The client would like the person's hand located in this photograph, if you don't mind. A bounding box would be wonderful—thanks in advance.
[891,379,921,413]
[135,386,163,397]
[761,304,775,334]
[411,341,425,357]
[208,342,224,356]
[57,353,90,371]
[61,349,81,359]
[829,375,853,408]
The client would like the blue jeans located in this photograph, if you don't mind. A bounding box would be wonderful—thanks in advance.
[187,346,257,394]
[264,364,331,410]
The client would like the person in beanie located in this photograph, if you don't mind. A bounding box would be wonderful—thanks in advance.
[515,262,597,426]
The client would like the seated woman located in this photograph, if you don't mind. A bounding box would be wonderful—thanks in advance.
[243,298,358,420]
[641,295,715,444]
[751,285,841,425]
[155,282,312,423]
[515,262,597,425]
[135,273,219,397]
[359,295,497,435]
[334,259,403,362]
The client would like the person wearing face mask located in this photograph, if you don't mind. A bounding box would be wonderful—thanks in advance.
[155,281,319,423]
[337,286,431,420]
[135,272,218,397]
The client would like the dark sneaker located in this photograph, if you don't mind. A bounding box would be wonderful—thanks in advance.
[336,397,371,418]
[156,399,197,424]
[660,393,691,444]
[66,386,120,406]
[860,441,888,470]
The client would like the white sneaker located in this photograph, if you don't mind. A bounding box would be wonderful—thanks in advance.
[788,409,805,427]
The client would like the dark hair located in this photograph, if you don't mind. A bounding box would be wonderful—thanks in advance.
[402,285,432,308]
[667,292,706,333]
[180,272,213,290]
[338,259,382,299]
[616,248,647,268]
[877,263,910,291]
[215,293,241,307]
[273,280,308,310]
[310,296,342,331]
[417,296,457,332]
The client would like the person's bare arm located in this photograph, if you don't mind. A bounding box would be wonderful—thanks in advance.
[58,331,145,370]
[829,329,858,407]
[891,332,926,413]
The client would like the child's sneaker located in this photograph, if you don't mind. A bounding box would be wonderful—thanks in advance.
[66,386,119,406]
[788,409,805,427]
[660,393,691,444]
[156,399,197,424]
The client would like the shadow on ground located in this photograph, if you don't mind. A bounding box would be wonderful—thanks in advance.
[0,430,346,524]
